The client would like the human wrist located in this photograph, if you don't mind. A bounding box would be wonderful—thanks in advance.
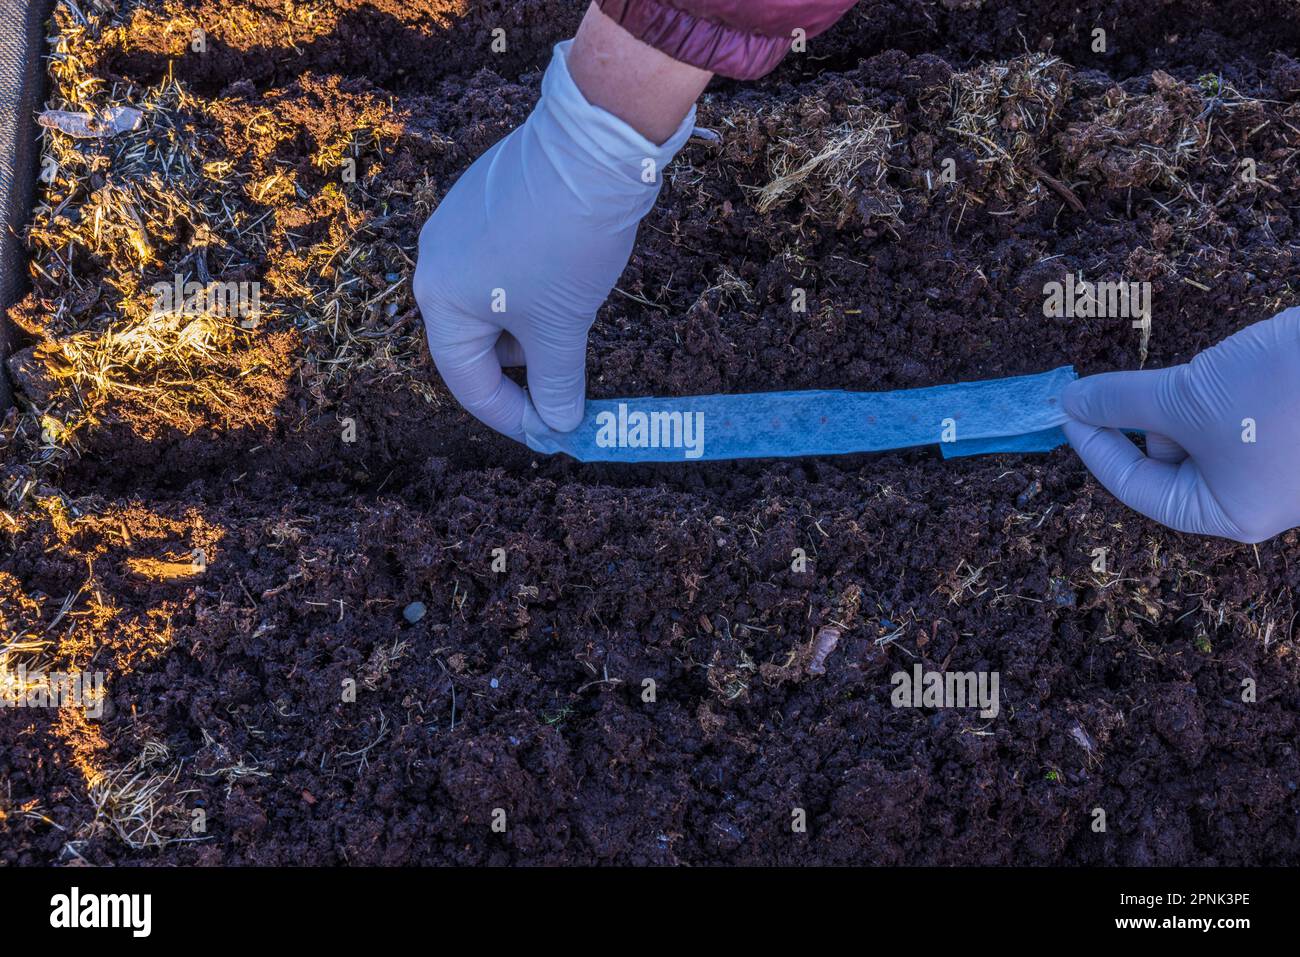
[566,1,711,145]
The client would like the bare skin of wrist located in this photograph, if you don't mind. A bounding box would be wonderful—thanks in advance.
[567,2,713,145]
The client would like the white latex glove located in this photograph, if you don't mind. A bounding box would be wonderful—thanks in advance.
[413,40,695,441]
[1063,307,1300,543]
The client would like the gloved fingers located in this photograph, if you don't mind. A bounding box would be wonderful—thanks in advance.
[1063,419,1202,533]
[495,330,526,368]
[428,326,528,441]
[1144,431,1189,464]
[522,330,589,432]
[1061,366,1185,435]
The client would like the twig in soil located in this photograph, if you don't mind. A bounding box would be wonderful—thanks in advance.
[939,560,995,605]
[611,285,669,312]
[1028,164,1085,214]
[337,711,390,776]
[0,781,67,834]
[875,620,912,657]
[260,569,304,600]
[437,659,457,730]
[577,661,623,694]
[43,582,89,634]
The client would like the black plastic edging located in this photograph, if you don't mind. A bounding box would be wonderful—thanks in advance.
[0,0,53,410]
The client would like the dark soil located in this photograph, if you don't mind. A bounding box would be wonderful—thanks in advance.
[4,0,1300,865]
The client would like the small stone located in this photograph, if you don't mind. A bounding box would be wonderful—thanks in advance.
[490,677,499,689]
[807,626,842,675]
[1016,478,1042,508]
[403,601,426,624]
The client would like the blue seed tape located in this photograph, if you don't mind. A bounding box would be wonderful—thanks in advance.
[524,366,1077,463]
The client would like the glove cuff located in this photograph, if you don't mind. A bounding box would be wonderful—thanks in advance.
[533,40,695,210]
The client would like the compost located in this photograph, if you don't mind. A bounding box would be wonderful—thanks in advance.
[3,0,1300,865]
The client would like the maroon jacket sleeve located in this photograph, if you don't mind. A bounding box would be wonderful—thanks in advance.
[596,0,860,80]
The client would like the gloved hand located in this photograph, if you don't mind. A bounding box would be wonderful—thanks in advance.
[413,40,695,442]
[1062,307,1300,543]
